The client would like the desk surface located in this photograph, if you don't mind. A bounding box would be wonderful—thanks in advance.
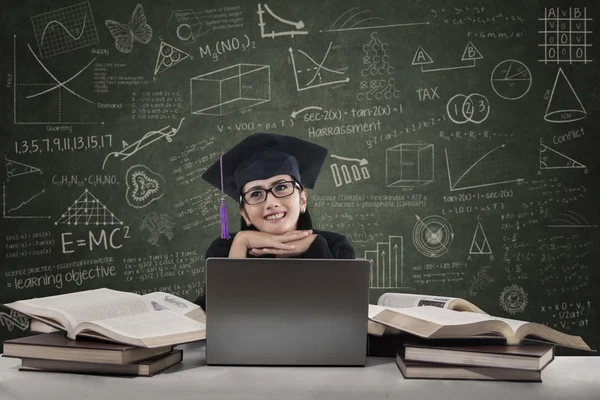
[1,342,599,400]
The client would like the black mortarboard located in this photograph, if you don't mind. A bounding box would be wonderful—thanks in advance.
[201,133,328,238]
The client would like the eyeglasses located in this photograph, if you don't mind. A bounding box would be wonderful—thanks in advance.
[240,180,302,205]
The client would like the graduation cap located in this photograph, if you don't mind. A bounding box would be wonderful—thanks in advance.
[201,133,329,238]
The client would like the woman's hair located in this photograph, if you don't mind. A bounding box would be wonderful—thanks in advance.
[239,209,313,231]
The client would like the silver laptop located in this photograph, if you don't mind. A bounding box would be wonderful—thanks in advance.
[205,258,370,366]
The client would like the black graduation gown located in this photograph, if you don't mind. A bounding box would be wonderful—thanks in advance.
[193,229,355,310]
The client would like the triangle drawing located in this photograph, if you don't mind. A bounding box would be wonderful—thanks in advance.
[539,144,586,169]
[544,68,586,123]
[461,41,483,61]
[55,189,123,226]
[154,41,191,75]
[469,221,492,255]
[5,157,42,180]
[411,46,433,65]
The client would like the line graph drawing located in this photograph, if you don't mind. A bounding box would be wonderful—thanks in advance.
[154,41,191,76]
[102,118,184,170]
[257,3,307,38]
[469,221,492,255]
[490,60,532,100]
[544,67,586,123]
[3,183,51,220]
[445,145,524,191]
[289,42,349,91]
[364,235,406,289]
[322,7,429,32]
[31,2,99,58]
[547,211,596,228]
[13,36,102,125]
[0,310,30,332]
[55,189,123,226]
[539,143,586,170]
[5,156,42,180]
[413,215,454,258]
[412,42,482,72]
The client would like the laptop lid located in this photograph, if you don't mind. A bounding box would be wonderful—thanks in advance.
[205,258,370,366]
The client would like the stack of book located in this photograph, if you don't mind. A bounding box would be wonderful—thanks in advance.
[367,293,593,382]
[395,337,554,382]
[3,333,183,377]
[2,288,207,377]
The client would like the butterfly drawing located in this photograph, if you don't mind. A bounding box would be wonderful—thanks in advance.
[105,3,153,54]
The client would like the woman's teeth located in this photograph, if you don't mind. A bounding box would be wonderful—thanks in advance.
[265,212,286,221]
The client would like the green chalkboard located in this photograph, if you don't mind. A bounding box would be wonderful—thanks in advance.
[1,0,598,355]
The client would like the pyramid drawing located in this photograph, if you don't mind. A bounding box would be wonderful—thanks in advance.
[5,157,42,180]
[461,41,483,61]
[544,68,586,123]
[154,41,191,75]
[411,45,433,65]
[469,221,492,255]
[539,144,586,169]
[55,189,123,226]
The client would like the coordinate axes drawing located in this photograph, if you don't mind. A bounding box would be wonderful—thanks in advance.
[445,145,523,191]
[364,235,406,289]
[289,42,349,91]
[31,1,99,58]
[13,35,102,125]
[257,3,307,38]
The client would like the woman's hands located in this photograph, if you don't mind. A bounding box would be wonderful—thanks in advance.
[249,233,317,257]
[228,230,316,258]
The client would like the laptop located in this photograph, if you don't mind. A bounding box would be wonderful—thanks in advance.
[205,258,370,366]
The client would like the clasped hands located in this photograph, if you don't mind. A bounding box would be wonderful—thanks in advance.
[236,230,316,257]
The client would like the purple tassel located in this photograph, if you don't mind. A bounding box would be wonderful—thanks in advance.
[219,196,230,239]
[219,154,230,239]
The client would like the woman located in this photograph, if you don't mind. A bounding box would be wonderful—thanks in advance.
[194,133,355,309]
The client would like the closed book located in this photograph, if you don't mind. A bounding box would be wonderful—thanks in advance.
[19,349,183,377]
[2,333,173,364]
[402,338,555,370]
[395,351,542,382]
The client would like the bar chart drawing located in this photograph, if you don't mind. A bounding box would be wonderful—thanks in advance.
[364,235,407,289]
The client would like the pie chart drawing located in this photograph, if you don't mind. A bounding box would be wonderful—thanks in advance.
[490,60,532,100]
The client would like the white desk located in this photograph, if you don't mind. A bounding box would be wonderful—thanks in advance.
[1,342,599,400]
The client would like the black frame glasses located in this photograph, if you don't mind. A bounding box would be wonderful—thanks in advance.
[240,180,302,205]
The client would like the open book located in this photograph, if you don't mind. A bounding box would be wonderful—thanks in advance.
[369,305,593,351]
[369,293,487,336]
[4,288,206,348]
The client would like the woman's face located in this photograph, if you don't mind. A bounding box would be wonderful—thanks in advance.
[239,174,307,235]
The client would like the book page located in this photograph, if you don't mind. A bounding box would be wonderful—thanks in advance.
[371,305,497,328]
[142,292,205,323]
[492,316,530,332]
[15,288,152,328]
[78,310,206,340]
[377,293,456,309]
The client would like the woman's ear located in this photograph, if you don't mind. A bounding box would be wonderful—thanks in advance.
[300,190,308,213]
[239,207,252,226]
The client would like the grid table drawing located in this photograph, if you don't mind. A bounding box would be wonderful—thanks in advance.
[31,2,99,59]
[539,7,592,64]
